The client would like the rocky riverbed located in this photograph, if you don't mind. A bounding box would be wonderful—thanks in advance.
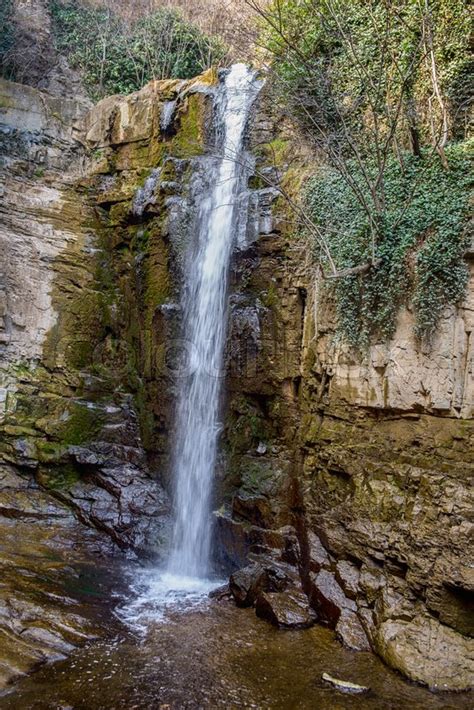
[1,579,472,710]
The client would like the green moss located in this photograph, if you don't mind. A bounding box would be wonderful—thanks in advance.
[109,202,130,226]
[134,381,155,449]
[261,283,279,309]
[116,141,165,171]
[3,424,38,437]
[35,440,68,464]
[143,221,170,321]
[171,93,206,158]
[241,462,269,494]
[257,138,290,167]
[38,464,81,491]
[0,95,13,109]
[57,403,105,446]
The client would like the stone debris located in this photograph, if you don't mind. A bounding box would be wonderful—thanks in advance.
[321,672,370,694]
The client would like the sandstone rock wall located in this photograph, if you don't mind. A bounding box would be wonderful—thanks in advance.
[298,268,474,689]
[0,76,174,555]
[219,92,473,689]
[309,282,474,418]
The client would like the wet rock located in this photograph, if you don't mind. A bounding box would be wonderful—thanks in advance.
[208,584,231,601]
[230,563,267,607]
[214,511,292,571]
[279,525,301,566]
[69,442,146,469]
[0,465,71,521]
[307,531,330,573]
[0,471,124,689]
[260,556,301,593]
[374,614,474,691]
[321,673,370,694]
[335,610,371,652]
[214,512,255,570]
[335,560,361,600]
[12,438,38,469]
[309,570,356,626]
[61,463,170,555]
[255,589,316,629]
[232,493,272,528]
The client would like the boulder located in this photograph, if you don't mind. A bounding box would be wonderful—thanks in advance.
[335,610,371,651]
[229,563,267,607]
[256,589,316,629]
[309,570,356,626]
[374,614,474,691]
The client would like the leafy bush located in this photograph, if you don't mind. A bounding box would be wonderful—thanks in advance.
[305,141,472,346]
[260,0,472,148]
[0,0,15,80]
[49,1,225,99]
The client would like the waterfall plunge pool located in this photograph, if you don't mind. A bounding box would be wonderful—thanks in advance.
[1,559,472,710]
[0,517,470,710]
[115,568,223,632]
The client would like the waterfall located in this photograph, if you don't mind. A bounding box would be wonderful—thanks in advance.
[167,65,262,581]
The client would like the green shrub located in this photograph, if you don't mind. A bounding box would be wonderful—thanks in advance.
[261,0,472,148]
[49,1,225,99]
[306,140,472,346]
[0,0,15,80]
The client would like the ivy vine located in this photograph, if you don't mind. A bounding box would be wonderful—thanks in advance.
[305,140,472,347]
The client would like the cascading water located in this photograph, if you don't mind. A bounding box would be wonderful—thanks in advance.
[167,64,262,581]
[118,65,262,627]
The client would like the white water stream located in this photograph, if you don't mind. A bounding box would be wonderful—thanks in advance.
[119,66,262,626]
[167,64,262,581]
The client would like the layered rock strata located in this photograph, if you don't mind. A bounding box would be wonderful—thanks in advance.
[1,60,472,692]
[222,96,474,689]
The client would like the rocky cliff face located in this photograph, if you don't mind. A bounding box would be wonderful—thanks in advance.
[0,61,472,692]
[298,283,474,689]
[0,68,225,685]
[219,106,474,689]
[0,76,170,558]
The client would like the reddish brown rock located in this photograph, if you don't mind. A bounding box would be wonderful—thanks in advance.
[229,563,267,607]
[307,531,330,573]
[232,494,273,528]
[335,610,371,652]
[256,589,316,629]
[335,561,361,600]
[309,570,356,626]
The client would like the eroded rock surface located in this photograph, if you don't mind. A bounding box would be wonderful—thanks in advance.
[219,88,474,690]
[1,47,472,693]
[0,74,181,555]
[0,464,124,689]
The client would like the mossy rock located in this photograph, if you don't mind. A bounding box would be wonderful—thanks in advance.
[35,440,69,465]
[37,464,81,491]
[170,93,208,158]
[56,403,105,447]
